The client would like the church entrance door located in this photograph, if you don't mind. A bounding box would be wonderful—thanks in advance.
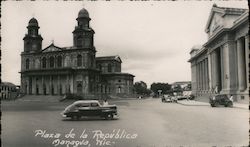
[77,84,82,95]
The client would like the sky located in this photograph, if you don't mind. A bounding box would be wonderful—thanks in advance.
[1,1,248,87]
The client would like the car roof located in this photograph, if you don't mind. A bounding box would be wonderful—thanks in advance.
[73,100,99,104]
[215,94,227,96]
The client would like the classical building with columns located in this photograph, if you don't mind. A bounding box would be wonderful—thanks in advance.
[188,4,249,103]
[20,8,134,98]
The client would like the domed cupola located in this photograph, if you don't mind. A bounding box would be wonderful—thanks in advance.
[23,17,43,53]
[28,18,39,27]
[73,7,95,49]
[78,8,89,18]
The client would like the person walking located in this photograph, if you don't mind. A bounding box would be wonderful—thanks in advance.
[229,95,234,102]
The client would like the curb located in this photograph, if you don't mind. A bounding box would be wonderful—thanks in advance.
[177,102,209,107]
[177,101,248,110]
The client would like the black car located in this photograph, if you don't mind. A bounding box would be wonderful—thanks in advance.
[162,95,172,103]
[209,94,233,107]
[61,100,118,120]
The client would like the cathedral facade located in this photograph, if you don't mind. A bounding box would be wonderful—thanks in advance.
[20,8,134,98]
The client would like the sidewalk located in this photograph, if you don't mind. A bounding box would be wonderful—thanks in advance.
[177,99,248,109]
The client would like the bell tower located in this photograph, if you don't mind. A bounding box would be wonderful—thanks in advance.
[23,18,43,53]
[73,8,95,49]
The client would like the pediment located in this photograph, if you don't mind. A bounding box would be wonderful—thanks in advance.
[42,44,63,52]
[205,5,246,34]
[205,9,224,34]
[114,56,122,63]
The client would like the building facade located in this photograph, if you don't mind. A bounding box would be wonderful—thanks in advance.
[189,4,249,103]
[20,8,134,98]
[0,82,19,100]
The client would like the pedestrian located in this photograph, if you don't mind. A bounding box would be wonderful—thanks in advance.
[229,95,233,102]
[215,85,218,94]
[103,99,109,106]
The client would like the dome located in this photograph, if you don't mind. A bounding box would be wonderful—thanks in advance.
[28,18,38,27]
[78,8,89,18]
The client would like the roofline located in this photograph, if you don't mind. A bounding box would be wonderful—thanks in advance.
[101,72,135,77]
[96,55,122,63]
[205,5,246,33]
[189,11,248,63]
[42,43,63,52]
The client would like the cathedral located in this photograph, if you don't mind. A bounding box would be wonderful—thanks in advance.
[20,8,134,98]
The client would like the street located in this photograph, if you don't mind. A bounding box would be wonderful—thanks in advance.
[2,98,249,147]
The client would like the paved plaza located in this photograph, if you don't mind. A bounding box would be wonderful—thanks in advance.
[2,98,249,147]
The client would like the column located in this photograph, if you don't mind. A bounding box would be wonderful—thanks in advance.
[202,60,205,91]
[196,62,199,93]
[49,76,52,95]
[57,75,60,95]
[214,51,219,89]
[245,35,249,92]
[204,59,207,90]
[208,54,212,92]
[42,76,44,95]
[237,38,246,91]
[197,62,200,92]
[66,74,69,93]
[206,59,209,90]
[70,75,74,94]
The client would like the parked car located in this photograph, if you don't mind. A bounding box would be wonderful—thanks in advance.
[176,95,186,100]
[162,95,172,103]
[209,94,233,107]
[188,94,195,100]
[61,100,118,120]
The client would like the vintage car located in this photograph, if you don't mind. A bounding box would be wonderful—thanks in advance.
[209,94,233,107]
[162,95,176,103]
[61,100,118,120]
[162,95,171,103]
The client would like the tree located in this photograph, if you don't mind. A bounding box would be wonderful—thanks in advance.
[134,81,151,96]
[172,84,183,92]
[150,83,172,96]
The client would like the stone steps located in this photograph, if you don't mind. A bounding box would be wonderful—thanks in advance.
[16,95,62,102]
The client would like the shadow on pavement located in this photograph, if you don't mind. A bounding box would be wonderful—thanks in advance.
[61,117,119,121]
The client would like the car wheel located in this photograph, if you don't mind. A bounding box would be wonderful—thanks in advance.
[105,114,113,120]
[214,102,219,107]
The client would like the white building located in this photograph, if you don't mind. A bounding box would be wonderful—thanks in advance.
[188,4,249,103]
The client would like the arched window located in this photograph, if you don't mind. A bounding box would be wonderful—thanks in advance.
[49,56,54,68]
[26,59,30,69]
[77,55,82,67]
[108,64,112,72]
[118,86,121,93]
[57,56,62,67]
[42,57,46,68]
[76,36,83,47]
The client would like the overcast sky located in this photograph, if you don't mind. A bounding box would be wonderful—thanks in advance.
[1,1,248,87]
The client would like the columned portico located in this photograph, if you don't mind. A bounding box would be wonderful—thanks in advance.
[189,5,248,103]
